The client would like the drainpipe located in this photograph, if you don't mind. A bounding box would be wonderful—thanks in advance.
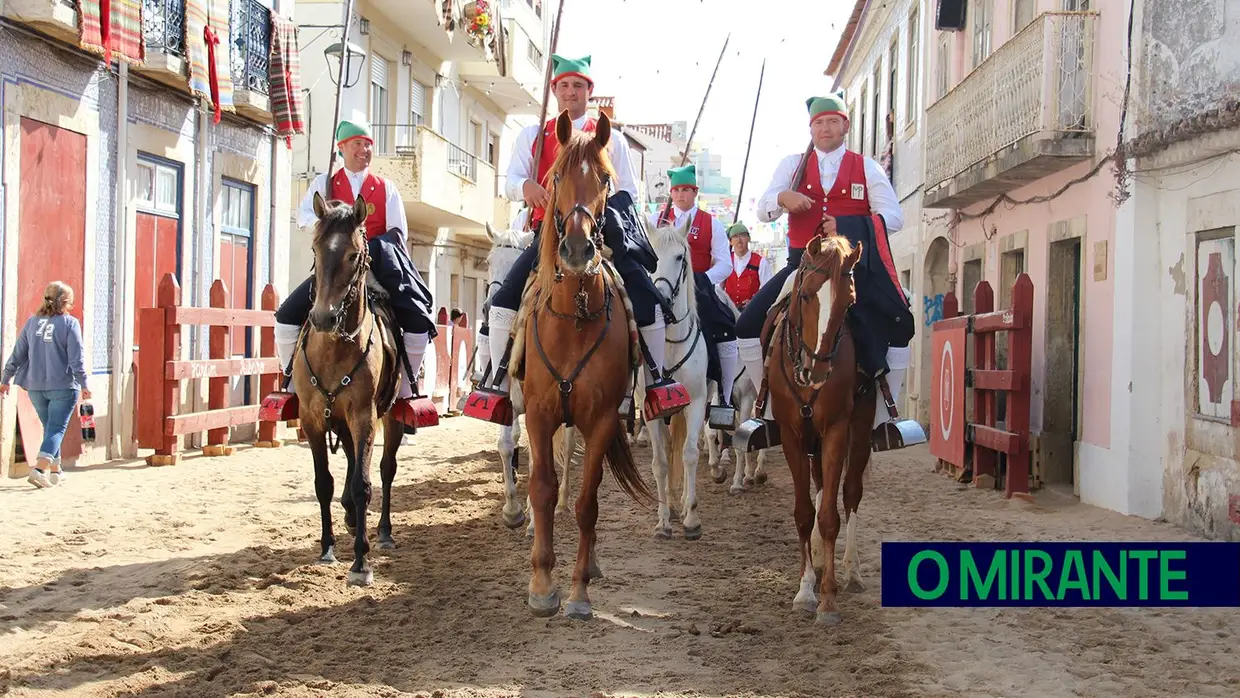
[110,60,131,459]
[270,136,278,286]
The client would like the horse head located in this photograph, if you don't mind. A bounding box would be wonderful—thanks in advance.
[648,215,697,323]
[537,110,616,284]
[788,233,863,387]
[308,190,370,334]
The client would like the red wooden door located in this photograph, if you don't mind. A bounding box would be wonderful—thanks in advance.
[133,212,178,361]
[15,117,88,465]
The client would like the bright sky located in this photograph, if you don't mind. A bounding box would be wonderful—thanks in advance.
[550,0,856,242]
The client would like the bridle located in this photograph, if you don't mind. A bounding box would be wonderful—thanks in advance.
[652,251,701,379]
[781,250,854,389]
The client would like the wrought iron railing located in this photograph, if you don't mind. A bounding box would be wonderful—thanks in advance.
[447,142,478,181]
[143,0,187,57]
[231,0,271,95]
[370,124,419,157]
[924,12,1096,188]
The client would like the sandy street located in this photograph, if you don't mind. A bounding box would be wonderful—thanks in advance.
[1,416,1238,698]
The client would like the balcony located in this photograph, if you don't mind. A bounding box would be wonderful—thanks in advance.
[459,11,545,115]
[369,0,494,63]
[369,125,497,231]
[137,0,188,88]
[922,12,1098,210]
[1,0,79,44]
[230,0,273,121]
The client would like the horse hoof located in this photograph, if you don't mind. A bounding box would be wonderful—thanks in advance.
[528,590,561,617]
[845,578,865,593]
[502,510,527,530]
[654,526,673,540]
[377,536,396,551]
[683,524,703,541]
[345,525,357,537]
[793,596,818,614]
[347,568,374,587]
[816,611,843,626]
[317,547,337,565]
[754,472,769,485]
[565,600,593,620]
[713,470,727,484]
[588,562,604,580]
[729,485,744,496]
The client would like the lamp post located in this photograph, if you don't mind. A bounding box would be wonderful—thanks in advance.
[324,0,365,175]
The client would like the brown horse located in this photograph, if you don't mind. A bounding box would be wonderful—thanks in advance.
[516,109,653,619]
[759,233,874,625]
[293,191,406,587]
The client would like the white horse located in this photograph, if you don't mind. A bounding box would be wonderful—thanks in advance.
[642,218,710,540]
[480,223,580,535]
[704,295,770,494]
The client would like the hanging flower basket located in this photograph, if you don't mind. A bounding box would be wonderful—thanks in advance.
[465,0,495,48]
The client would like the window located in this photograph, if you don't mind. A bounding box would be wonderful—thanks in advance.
[870,64,881,156]
[906,7,919,125]
[971,0,994,69]
[1063,0,1090,11]
[133,155,183,357]
[888,38,899,127]
[410,78,428,128]
[219,179,255,358]
[858,85,868,156]
[936,34,951,100]
[370,56,391,153]
[487,131,499,167]
[1014,0,1037,32]
[136,159,180,214]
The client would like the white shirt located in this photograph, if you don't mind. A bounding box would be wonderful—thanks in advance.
[732,249,774,287]
[756,142,903,233]
[647,204,732,285]
[297,167,410,242]
[505,113,640,202]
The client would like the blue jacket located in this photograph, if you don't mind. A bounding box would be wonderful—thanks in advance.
[1,314,89,392]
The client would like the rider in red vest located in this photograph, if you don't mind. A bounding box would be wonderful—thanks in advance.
[721,222,772,311]
[734,93,922,452]
[265,120,438,430]
[465,54,687,425]
[648,164,741,430]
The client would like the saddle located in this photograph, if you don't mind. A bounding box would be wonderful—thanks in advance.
[361,276,405,417]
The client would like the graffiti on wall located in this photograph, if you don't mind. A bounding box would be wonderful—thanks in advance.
[923,294,945,327]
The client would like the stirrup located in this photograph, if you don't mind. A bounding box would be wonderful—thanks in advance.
[392,395,439,433]
[708,402,738,431]
[463,386,514,426]
[643,377,690,420]
[734,417,780,453]
[871,419,927,452]
[258,391,299,421]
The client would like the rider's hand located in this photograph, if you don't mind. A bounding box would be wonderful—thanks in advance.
[522,180,550,210]
[820,214,838,236]
[778,191,814,214]
[0,384,9,397]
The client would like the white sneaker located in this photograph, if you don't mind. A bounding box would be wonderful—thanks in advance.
[48,470,64,486]
[27,469,51,489]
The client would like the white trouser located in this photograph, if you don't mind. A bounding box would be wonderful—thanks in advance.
[486,307,518,391]
[717,339,739,405]
[737,337,770,419]
[399,332,431,399]
[275,323,301,378]
[638,305,667,384]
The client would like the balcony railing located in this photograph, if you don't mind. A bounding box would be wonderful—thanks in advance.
[231,0,271,95]
[447,142,478,182]
[143,0,187,57]
[924,12,1096,190]
[371,124,420,157]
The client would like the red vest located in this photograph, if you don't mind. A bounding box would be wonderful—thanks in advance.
[329,169,388,240]
[787,149,871,250]
[658,207,715,273]
[530,116,598,226]
[724,251,763,307]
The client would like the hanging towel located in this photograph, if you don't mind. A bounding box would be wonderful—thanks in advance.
[267,10,305,147]
[186,0,235,122]
[78,0,145,65]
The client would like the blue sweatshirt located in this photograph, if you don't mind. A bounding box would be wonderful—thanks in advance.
[1,314,89,392]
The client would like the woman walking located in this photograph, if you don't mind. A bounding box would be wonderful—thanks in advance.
[1,281,91,488]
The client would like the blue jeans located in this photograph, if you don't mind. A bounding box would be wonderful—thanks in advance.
[27,388,78,464]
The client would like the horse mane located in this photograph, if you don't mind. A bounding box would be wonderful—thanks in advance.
[648,222,699,319]
[808,234,854,281]
[313,198,364,245]
[535,130,618,292]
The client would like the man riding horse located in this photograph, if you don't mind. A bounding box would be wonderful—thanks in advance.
[736,93,923,451]
[465,54,688,424]
[264,119,438,429]
[721,222,773,311]
[648,164,740,430]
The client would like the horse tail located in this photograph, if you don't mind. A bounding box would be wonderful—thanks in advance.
[605,425,655,505]
[667,412,687,504]
[552,425,586,473]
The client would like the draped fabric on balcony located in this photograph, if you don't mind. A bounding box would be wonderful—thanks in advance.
[186,0,235,122]
[77,0,146,65]
[267,10,305,147]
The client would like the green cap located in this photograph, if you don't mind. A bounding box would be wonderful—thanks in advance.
[335,119,373,145]
[551,54,593,86]
[667,164,698,189]
[806,92,848,124]
[726,222,750,239]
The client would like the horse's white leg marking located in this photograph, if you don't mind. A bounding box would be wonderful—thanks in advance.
[810,487,825,572]
[648,419,673,538]
[499,424,525,528]
[842,512,862,589]
[793,538,819,613]
[681,397,705,536]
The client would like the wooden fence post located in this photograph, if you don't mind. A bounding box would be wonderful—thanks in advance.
[204,280,233,457]
[256,284,282,448]
[972,280,996,488]
[150,274,182,466]
[942,291,959,320]
[1007,273,1035,500]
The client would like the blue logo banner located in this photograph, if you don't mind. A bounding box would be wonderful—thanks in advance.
[880,542,1240,607]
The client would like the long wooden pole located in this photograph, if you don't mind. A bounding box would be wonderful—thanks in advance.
[325,0,358,177]
[525,0,568,230]
[659,32,731,223]
[732,59,765,225]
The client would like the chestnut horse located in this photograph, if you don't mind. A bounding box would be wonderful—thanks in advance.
[514,110,653,619]
[293,192,407,587]
[759,233,875,625]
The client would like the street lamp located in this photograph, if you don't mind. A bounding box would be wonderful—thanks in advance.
[323,40,367,88]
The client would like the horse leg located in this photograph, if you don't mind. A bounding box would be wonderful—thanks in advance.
[842,389,877,592]
[680,399,706,540]
[305,424,337,564]
[376,415,401,550]
[566,426,609,620]
[526,419,561,616]
[783,441,818,614]
[557,426,577,514]
[707,382,729,485]
[499,423,526,529]
[815,421,850,625]
[346,418,377,587]
[647,419,673,539]
[339,429,358,536]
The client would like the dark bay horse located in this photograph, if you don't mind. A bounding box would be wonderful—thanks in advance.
[759,233,874,625]
[515,110,653,619]
[293,191,406,587]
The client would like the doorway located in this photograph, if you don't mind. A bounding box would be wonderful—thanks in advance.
[1044,237,1082,488]
[919,237,952,426]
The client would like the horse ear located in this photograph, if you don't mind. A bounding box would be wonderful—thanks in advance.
[807,234,823,257]
[485,221,497,244]
[313,190,328,220]
[594,111,611,149]
[846,240,863,269]
[556,110,573,145]
[353,195,368,226]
